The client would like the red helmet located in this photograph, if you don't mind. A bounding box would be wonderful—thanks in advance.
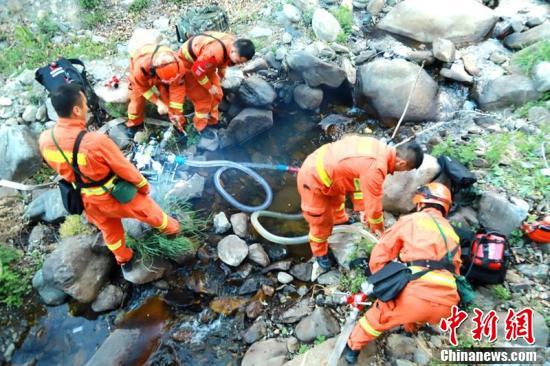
[153,50,184,83]
[522,216,550,243]
[412,182,452,215]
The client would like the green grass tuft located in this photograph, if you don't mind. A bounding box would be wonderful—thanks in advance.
[512,40,550,75]
[339,269,367,294]
[79,0,102,10]
[298,344,311,354]
[491,284,512,301]
[0,245,41,308]
[331,6,353,36]
[59,215,95,239]
[314,335,327,345]
[129,0,150,13]
[515,92,550,118]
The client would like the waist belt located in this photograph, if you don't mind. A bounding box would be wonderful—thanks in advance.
[409,266,457,289]
[315,145,332,187]
[81,175,117,196]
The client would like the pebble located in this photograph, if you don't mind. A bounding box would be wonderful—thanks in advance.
[277,272,294,284]
[0,97,12,106]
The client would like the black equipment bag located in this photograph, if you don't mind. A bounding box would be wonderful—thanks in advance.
[35,58,102,122]
[55,131,87,215]
[462,231,509,284]
[368,261,418,302]
[436,155,477,194]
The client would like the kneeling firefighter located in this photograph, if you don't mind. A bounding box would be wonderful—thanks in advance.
[40,84,180,267]
[343,182,462,364]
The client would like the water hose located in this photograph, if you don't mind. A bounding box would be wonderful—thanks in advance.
[250,210,379,245]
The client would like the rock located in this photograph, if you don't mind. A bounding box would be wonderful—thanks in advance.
[476,75,540,111]
[448,206,479,230]
[28,224,55,252]
[248,26,273,39]
[122,257,172,285]
[41,235,112,303]
[287,336,299,353]
[287,51,347,88]
[0,97,12,106]
[0,125,42,181]
[35,105,47,121]
[490,51,508,65]
[440,63,474,84]
[386,333,417,358]
[127,28,162,56]
[367,0,385,15]
[122,218,148,240]
[166,173,205,200]
[318,114,353,133]
[277,272,294,284]
[32,269,68,305]
[462,54,480,76]
[341,57,356,84]
[282,32,293,44]
[107,124,132,149]
[210,296,248,315]
[317,270,340,285]
[378,0,497,45]
[383,154,440,214]
[213,212,231,234]
[293,0,318,11]
[16,69,35,85]
[22,105,37,123]
[262,284,275,296]
[293,84,323,110]
[220,108,273,148]
[45,98,58,121]
[295,307,340,342]
[243,58,269,74]
[528,106,550,126]
[504,22,550,49]
[493,20,513,39]
[230,212,248,238]
[84,328,143,366]
[245,300,263,319]
[279,298,312,323]
[24,188,69,223]
[198,128,220,151]
[433,38,455,63]
[238,76,276,107]
[262,260,292,273]
[311,261,325,282]
[526,15,545,28]
[218,235,248,267]
[239,277,261,295]
[242,339,288,366]
[355,59,438,124]
[290,262,313,282]
[533,62,550,92]
[94,82,129,104]
[312,8,342,42]
[221,67,245,91]
[248,243,270,267]
[91,285,123,312]
[283,4,302,23]
[515,264,548,281]
[414,348,430,366]
[477,192,528,236]
[395,360,415,366]
[284,338,376,365]
[243,320,267,344]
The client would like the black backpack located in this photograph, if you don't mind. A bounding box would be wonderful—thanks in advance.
[436,155,477,194]
[35,58,102,123]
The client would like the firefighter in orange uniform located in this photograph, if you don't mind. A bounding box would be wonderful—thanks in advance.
[343,182,461,364]
[127,44,187,131]
[178,32,255,132]
[40,84,180,268]
[297,135,424,270]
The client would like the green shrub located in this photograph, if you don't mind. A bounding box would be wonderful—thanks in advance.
[33,164,56,184]
[104,102,128,118]
[491,284,512,301]
[37,17,59,36]
[512,40,550,74]
[431,138,477,167]
[0,245,35,308]
[59,215,94,239]
[79,0,102,10]
[129,0,150,13]
[82,9,107,29]
[331,6,353,36]
[298,344,311,354]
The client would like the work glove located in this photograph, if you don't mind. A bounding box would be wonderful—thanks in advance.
[138,183,150,195]
[156,101,169,115]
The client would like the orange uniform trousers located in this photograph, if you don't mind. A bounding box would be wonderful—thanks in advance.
[184,72,222,132]
[128,83,181,128]
[347,283,456,350]
[83,192,180,264]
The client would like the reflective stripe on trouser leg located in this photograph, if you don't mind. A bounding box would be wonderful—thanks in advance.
[127,96,146,127]
[303,210,333,257]
[332,196,348,224]
[193,112,209,132]
[97,218,133,264]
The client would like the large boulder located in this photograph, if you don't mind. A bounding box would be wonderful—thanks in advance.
[41,235,113,303]
[476,75,541,111]
[504,22,550,49]
[328,229,364,269]
[283,338,376,366]
[24,188,69,223]
[312,8,342,42]
[127,28,162,56]
[32,269,68,306]
[91,284,124,312]
[165,173,205,200]
[217,235,248,267]
[84,328,142,366]
[533,62,550,92]
[378,0,497,45]
[238,76,276,107]
[219,108,273,148]
[122,257,173,285]
[383,155,440,214]
[287,51,347,88]
[0,125,42,181]
[293,84,323,111]
[242,339,288,366]
[477,192,528,236]
[295,307,340,342]
[355,59,438,125]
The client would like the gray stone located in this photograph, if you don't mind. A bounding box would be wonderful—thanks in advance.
[0,97,12,106]
[218,235,248,267]
[526,15,546,28]
[367,0,385,15]
[166,173,205,200]
[243,320,267,344]
[317,270,340,285]
[312,8,342,42]
[284,338,376,366]
[394,360,415,366]
[287,51,347,88]
[476,75,540,111]
[515,264,548,281]
[318,114,353,133]
[122,218,149,240]
[279,298,312,323]
[355,58,438,124]
[41,235,112,303]
[490,51,508,65]
[290,262,313,282]
[213,212,231,234]
[248,26,273,39]
[342,57,356,84]
[295,307,340,342]
[35,105,47,121]
[84,328,142,366]
[293,0,318,12]
[107,124,132,149]
[528,106,550,126]
[239,76,276,107]
[91,284,123,312]
[17,69,36,85]
[378,0,497,45]
[28,224,55,252]
[248,243,270,267]
[22,105,37,123]
[414,348,430,366]
[220,108,273,148]
[263,260,292,273]
[45,98,58,121]
[293,84,323,110]
[198,128,220,151]
[277,272,294,284]
[493,20,513,39]
[24,188,69,223]
[221,67,244,91]
[386,333,417,358]
[0,125,42,181]
[230,212,248,238]
[478,192,528,236]
[283,4,302,23]
[504,22,550,49]
[239,277,260,295]
[122,257,172,285]
[355,50,377,65]
[327,229,363,269]
[383,154,440,214]
[242,58,269,74]
[433,38,456,62]
[282,32,293,44]
[287,336,299,353]
[32,269,68,305]
[440,63,474,84]
[532,61,550,92]
[242,339,288,366]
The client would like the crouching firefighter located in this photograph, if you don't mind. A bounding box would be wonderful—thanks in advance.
[343,182,462,364]
[127,43,187,132]
[40,84,181,268]
[297,135,424,270]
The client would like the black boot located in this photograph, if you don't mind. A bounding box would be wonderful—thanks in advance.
[343,345,360,364]
[316,255,332,271]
